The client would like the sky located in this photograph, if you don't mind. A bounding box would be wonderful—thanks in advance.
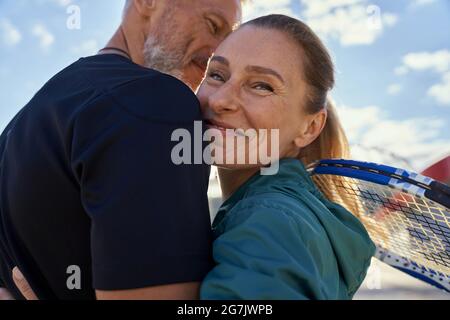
[0,0,449,171]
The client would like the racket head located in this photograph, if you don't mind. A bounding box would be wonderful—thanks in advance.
[308,159,450,292]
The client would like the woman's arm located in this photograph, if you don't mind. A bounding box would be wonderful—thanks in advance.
[0,270,14,300]
[200,203,332,300]
[0,288,14,300]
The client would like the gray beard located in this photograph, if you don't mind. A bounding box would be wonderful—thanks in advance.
[143,35,186,83]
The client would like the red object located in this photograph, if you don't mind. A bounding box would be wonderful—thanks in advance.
[421,155,450,185]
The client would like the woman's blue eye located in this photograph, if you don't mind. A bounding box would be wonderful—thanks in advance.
[209,72,224,82]
[253,83,274,92]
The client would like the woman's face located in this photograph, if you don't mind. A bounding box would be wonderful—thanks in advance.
[197,25,326,169]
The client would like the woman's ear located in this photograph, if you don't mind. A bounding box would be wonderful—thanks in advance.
[133,0,157,17]
[294,109,327,148]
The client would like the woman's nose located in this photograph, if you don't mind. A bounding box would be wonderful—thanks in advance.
[208,84,240,114]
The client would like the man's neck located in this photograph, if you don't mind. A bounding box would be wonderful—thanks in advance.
[101,26,145,66]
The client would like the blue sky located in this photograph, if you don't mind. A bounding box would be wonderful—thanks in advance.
[0,0,449,170]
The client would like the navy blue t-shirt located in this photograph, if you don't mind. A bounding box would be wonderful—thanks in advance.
[0,54,213,300]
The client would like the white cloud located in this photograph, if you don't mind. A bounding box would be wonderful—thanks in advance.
[31,23,55,50]
[0,19,22,47]
[387,83,402,95]
[301,0,398,46]
[302,0,364,17]
[394,66,409,76]
[54,0,72,6]
[71,39,99,56]
[411,0,437,7]
[242,0,397,46]
[242,0,297,22]
[428,71,450,106]
[35,0,72,6]
[401,50,450,74]
[395,50,450,106]
[337,104,450,170]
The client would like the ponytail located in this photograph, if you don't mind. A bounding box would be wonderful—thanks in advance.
[299,100,363,218]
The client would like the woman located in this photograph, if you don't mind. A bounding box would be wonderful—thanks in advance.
[198,14,375,300]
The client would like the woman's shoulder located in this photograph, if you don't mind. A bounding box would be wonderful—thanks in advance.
[216,190,326,238]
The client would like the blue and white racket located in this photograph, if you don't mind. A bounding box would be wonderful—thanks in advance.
[308,159,450,293]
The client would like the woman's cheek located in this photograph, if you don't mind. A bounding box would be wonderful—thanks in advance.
[249,106,281,130]
[196,86,211,112]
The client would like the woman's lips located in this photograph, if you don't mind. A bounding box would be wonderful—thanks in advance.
[205,119,235,130]
[204,120,253,138]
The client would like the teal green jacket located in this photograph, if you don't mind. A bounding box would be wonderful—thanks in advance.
[200,159,375,300]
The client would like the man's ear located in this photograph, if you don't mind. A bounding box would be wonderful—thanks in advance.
[133,0,157,17]
[294,109,327,149]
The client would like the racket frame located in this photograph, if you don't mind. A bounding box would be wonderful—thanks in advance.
[375,245,450,292]
[308,159,450,294]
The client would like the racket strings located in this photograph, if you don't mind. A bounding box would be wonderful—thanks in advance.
[312,174,450,276]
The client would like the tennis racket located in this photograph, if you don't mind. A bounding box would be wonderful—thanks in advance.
[307,159,450,293]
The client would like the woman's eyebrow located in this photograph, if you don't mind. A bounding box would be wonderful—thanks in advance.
[245,65,285,84]
[210,58,285,84]
[210,56,230,66]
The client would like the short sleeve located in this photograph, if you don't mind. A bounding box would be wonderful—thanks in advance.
[71,74,214,290]
[200,203,331,300]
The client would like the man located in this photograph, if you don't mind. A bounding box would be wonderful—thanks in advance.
[0,0,242,300]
